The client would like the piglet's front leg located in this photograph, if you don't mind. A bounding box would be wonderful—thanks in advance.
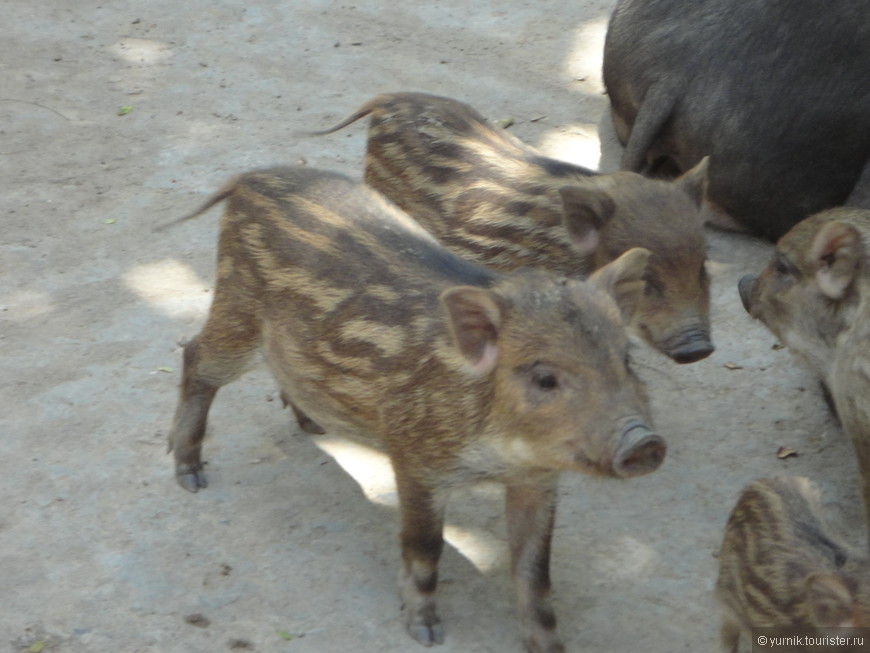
[506,476,565,653]
[396,473,447,646]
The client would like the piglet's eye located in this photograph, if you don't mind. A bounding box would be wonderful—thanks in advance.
[534,372,559,391]
[773,255,792,276]
[643,275,665,298]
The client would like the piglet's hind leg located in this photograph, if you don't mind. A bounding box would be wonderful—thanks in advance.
[167,281,261,492]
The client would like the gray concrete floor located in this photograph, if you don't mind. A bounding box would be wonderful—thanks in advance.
[2,1,861,652]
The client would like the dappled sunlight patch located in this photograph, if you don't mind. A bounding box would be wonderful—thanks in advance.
[705,259,733,276]
[536,125,602,170]
[312,435,398,507]
[524,15,611,171]
[123,259,211,320]
[563,16,609,86]
[110,38,173,65]
[312,435,505,572]
[443,524,505,573]
[591,535,661,582]
[1,289,54,320]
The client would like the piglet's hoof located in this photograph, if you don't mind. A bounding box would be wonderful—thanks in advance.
[524,636,566,653]
[408,622,445,647]
[404,607,445,647]
[176,465,208,493]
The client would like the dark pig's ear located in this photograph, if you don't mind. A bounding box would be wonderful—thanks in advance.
[588,247,651,322]
[810,221,864,299]
[559,185,615,255]
[677,156,709,208]
[440,287,508,375]
[804,572,855,627]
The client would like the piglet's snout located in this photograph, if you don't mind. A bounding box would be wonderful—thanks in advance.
[667,328,714,364]
[737,274,756,315]
[614,419,666,478]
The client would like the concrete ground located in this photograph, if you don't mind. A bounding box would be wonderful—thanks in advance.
[2,1,863,652]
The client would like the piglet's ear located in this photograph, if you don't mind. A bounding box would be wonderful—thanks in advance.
[810,221,863,300]
[677,156,709,208]
[588,247,651,323]
[589,247,650,322]
[559,185,615,256]
[805,572,855,627]
[440,287,507,375]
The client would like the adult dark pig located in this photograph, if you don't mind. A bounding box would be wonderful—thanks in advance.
[165,167,665,652]
[310,92,713,364]
[739,208,870,542]
[603,0,870,241]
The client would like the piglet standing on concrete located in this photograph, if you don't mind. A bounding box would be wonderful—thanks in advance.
[165,167,665,652]
[739,208,870,544]
[716,477,870,652]
[310,92,713,365]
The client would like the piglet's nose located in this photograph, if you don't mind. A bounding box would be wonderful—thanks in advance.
[614,419,666,478]
[738,274,756,314]
[667,328,714,364]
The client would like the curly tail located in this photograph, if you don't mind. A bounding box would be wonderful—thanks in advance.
[152,175,241,232]
[294,94,391,137]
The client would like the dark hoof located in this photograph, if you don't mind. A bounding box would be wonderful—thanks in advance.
[408,621,445,647]
[524,637,566,653]
[176,465,207,493]
[403,601,445,647]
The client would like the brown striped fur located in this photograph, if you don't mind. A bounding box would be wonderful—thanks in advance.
[716,477,870,652]
[166,166,667,652]
[739,209,870,544]
[312,92,713,364]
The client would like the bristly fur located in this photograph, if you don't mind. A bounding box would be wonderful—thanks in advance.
[312,91,714,363]
[741,208,870,543]
[716,477,870,652]
[165,166,663,652]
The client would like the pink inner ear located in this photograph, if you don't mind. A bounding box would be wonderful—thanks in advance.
[471,342,499,375]
[572,228,599,255]
[816,270,849,299]
[810,221,861,299]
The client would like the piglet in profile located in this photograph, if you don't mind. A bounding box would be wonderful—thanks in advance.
[311,92,713,364]
[739,208,870,543]
[165,166,665,652]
